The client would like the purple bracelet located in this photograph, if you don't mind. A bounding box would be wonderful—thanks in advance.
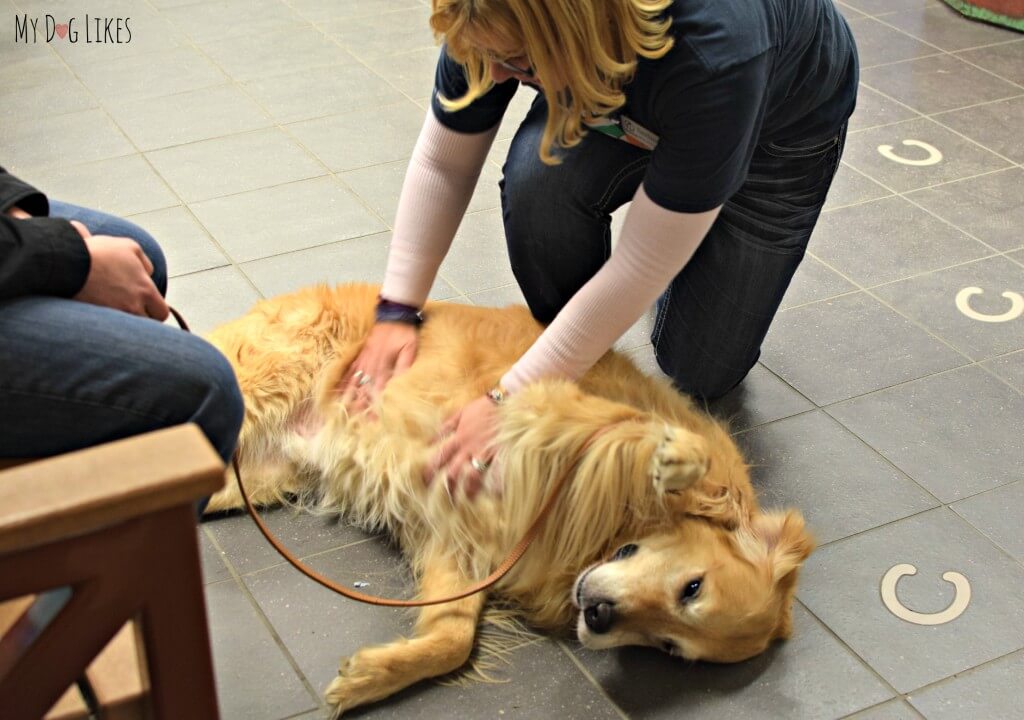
[375,297,424,327]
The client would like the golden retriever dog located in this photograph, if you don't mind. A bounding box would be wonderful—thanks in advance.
[204,283,814,716]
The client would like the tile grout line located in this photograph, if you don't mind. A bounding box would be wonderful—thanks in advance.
[22,45,1017,310]
[867,10,1024,92]
[202,525,327,712]
[793,598,911,712]
[24,14,268,302]
[897,647,1024,699]
[795,133,1023,362]
[822,161,1021,215]
[800,250,1007,300]
[855,79,1023,171]
[108,2,413,284]
[163,18,455,287]
[948,503,1024,574]
[799,474,1024,697]
[178,47,397,230]
[227,534,382,582]
[783,261,978,367]
[857,51,946,73]
[552,640,632,720]
[288,9,520,193]
[928,91,1024,117]
[838,697,925,719]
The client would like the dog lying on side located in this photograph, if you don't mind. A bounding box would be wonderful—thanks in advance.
[203,283,814,716]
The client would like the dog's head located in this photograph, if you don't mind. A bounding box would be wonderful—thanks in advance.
[572,510,814,662]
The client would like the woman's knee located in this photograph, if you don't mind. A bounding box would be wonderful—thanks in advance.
[500,131,562,235]
[654,344,756,403]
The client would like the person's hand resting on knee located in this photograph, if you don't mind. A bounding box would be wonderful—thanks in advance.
[5,204,167,321]
[68,220,168,321]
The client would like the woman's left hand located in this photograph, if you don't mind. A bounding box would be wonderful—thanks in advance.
[427,394,499,500]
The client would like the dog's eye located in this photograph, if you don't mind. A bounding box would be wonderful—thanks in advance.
[611,543,638,561]
[660,639,679,656]
[679,577,702,603]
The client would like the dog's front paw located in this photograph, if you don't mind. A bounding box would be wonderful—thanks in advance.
[325,646,407,717]
[651,425,710,493]
[325,654,376,718]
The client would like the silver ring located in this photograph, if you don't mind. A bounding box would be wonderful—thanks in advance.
[357,373,372,387]
[470,457,489,473]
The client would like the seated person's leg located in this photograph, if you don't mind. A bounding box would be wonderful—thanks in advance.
[0,297,243,518]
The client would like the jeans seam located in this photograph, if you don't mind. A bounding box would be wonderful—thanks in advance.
[760,135,839,159]
[651,284,673,348]
[723,128,846,256]
[594,155,650,214]
[0,386,176,425]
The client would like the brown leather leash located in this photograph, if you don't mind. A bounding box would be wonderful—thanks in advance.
[170,305,608,607]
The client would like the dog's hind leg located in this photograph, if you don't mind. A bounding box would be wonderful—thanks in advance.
[202,455,302,513]
[324,552,485,716]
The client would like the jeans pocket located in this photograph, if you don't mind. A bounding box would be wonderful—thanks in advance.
[760,133,841,159]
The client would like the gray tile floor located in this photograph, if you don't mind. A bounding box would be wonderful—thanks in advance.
[4,0,1023,717]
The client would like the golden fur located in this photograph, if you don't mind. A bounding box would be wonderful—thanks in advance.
[204,283,814,716]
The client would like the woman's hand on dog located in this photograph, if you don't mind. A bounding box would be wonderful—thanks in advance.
[427,395,499,500]
[340,322,419,413]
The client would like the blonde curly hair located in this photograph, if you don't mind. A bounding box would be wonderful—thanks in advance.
[431,0,675,165]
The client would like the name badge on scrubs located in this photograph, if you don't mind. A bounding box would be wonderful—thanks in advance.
[585,114,660,151]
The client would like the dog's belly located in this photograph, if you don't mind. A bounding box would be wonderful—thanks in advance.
[276,403,512,575]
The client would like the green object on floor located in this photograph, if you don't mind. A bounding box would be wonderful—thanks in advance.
[938,0,1024,32]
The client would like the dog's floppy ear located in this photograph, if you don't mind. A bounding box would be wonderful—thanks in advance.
[750,510,815,584]
[753,510,815,639]
[737,510,815,639]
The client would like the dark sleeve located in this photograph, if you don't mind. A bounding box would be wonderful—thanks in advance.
[643,52,772,213]
[0,167,90,301]
[429,44,519,133]
[0,216,91,300]
[0,165,50,217]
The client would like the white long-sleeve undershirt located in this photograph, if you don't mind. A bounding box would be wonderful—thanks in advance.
[382,110,719,394]
[381,110,498,307]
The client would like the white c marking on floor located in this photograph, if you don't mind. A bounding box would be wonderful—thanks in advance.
[877,140,943,166]
[955,287,1024,323]
[881,563,971,626]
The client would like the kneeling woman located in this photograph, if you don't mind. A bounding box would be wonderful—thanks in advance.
[344,0,859,490]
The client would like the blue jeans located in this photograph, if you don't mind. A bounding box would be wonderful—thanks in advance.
[501,98,847,401]
[0,202,244,514]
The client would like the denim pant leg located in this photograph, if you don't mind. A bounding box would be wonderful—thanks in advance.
[0,204,243,515]
[501,96,651,324]
[652,126,848,401]
[501,96,847,403]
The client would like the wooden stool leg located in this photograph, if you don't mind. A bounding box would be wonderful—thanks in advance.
[135,505,219,720]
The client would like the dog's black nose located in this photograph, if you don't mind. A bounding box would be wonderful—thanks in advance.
[584,602,615,634]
